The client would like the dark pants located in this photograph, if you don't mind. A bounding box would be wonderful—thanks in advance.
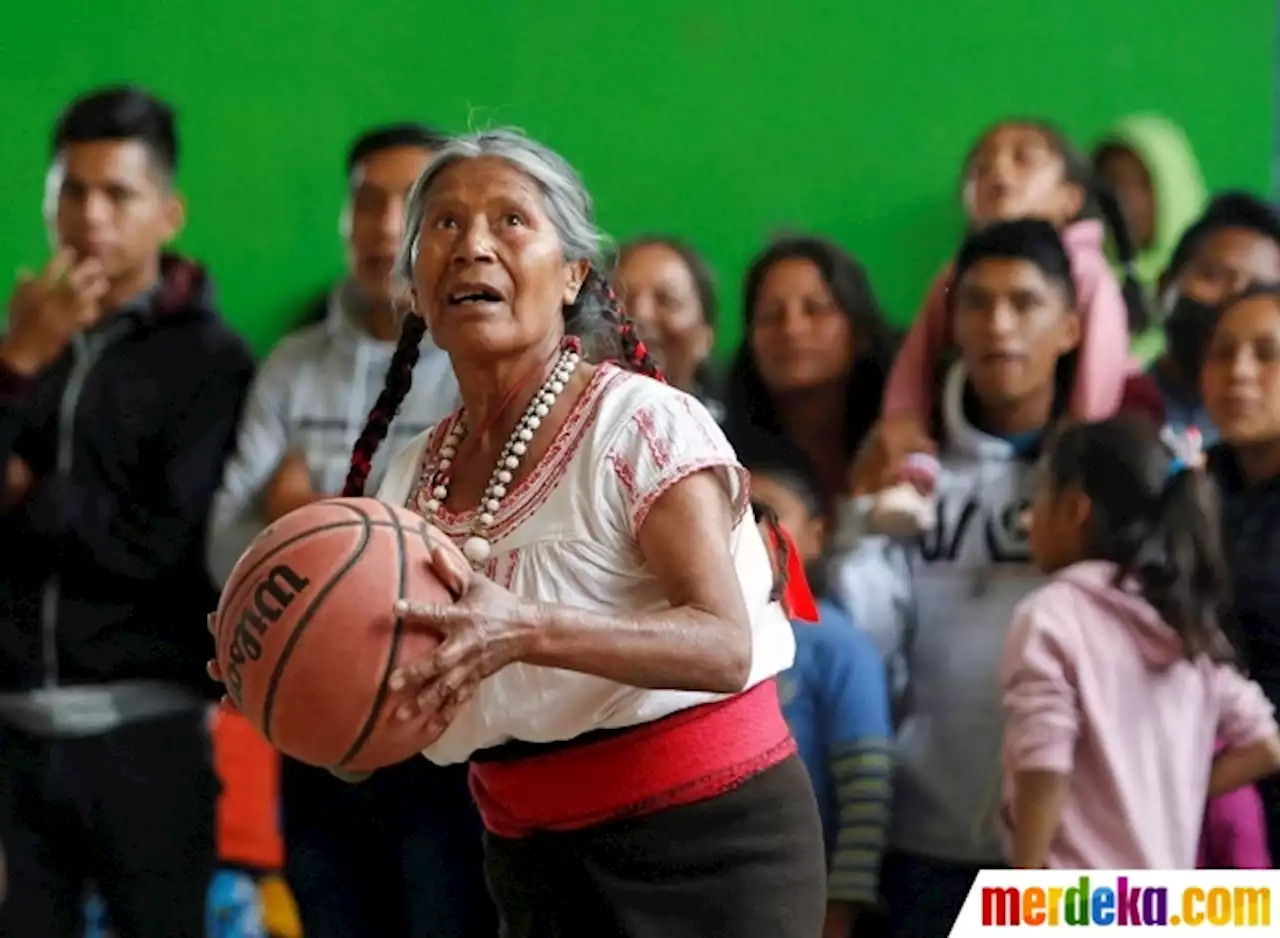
[881,849,990,938]
[282,756,495,938]
[484,756,827,938]
[0,711,217,938]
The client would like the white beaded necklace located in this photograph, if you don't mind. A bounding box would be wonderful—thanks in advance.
[420,342,582,569]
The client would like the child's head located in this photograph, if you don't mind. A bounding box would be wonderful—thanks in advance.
[745,454,827,566]
[945,219,1080,434]
[735,428,827,557]
[1028,415,1231,660]
[1092,116,1205,256]
[963,121,1088,230]
[1202,284,1280,448]
[962,119,1146,330]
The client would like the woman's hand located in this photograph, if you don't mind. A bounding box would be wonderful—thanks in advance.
[387,542,538,740]
[205,612,240,714]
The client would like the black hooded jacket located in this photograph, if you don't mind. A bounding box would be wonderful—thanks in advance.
[1208,442,1280,859]
[0,255,254,694]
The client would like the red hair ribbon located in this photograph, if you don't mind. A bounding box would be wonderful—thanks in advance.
[766,523,819,623]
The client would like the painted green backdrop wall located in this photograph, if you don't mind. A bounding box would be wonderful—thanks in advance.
[0,1,1274,355]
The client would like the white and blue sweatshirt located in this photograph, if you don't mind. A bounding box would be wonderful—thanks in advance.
[205,282,459,585]
[831,363,1048,866]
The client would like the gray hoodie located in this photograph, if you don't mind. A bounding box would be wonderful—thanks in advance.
[205,284,459,585]
[831,362,1048,864]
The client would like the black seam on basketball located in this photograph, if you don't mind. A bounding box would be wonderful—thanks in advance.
[259,503,375,746]
[218,519,404,620]
[337,502,412,767]
[214,516,406,649]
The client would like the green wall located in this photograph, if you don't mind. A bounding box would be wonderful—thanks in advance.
[1,1,1274,355]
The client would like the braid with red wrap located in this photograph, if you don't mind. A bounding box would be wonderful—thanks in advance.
[566,266,664,381]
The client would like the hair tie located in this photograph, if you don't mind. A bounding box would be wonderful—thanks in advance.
[1160,426,1205,489]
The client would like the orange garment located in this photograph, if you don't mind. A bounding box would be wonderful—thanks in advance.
[211,708,284,871]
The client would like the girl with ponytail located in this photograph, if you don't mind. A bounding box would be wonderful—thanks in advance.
[336,129,825,938]
[875,119,1146,486]
[1003,414,1280,869]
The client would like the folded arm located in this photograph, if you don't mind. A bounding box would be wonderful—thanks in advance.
[10,342,254,583]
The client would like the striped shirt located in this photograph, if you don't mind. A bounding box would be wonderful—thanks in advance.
[778,600,893,904]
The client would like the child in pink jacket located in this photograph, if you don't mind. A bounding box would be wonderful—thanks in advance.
[878,120,1144,476]
[1001,415,1280,869]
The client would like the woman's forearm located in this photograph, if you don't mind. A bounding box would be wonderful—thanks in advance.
[521,600,752,694]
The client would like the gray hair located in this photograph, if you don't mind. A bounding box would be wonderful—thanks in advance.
[395,128,608,282]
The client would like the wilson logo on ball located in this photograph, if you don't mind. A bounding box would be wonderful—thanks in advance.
[224,564,311,706]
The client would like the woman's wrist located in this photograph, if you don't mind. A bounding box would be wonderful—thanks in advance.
[506,598,551,665]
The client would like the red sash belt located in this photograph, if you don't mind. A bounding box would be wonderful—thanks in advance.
[469,679,795,838]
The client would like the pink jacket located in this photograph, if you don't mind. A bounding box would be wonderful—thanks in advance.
[1000,561,1277,869]
[883,219,1131,423]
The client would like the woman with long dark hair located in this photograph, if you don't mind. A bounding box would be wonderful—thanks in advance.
[723,236,896,507]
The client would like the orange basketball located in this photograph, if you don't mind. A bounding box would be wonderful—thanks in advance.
[213,497,448,772]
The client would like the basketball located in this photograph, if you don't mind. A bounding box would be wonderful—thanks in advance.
[212,497,450,772]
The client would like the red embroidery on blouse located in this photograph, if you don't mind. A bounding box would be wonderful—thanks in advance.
[608,451,640,508]
[633,405,673,471]
[406,365,627,544]
[493,549,520,589]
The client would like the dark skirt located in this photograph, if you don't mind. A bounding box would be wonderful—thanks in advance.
[483,754,826,938]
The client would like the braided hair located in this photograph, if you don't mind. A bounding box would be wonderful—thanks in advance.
[343,313,427,497]
[342,129,665,497]
[566,265,663,381]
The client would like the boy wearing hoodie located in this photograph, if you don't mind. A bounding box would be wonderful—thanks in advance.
[0,87,255,937]
[1092,114,1208,364]
[834,220,1097,936]
[205,125,493,938]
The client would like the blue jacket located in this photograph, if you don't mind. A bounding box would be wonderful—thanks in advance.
[779,599,892,905]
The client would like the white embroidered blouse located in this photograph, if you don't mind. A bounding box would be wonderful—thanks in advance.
[376,364,795,765]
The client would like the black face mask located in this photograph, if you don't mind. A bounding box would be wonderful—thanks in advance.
[1163,294,1220,385]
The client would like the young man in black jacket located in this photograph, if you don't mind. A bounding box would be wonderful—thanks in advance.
[0,86,254,938]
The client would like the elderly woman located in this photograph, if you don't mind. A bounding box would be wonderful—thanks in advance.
[337,130,825,936]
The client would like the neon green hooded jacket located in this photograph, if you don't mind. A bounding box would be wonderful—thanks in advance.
[1094,114,1207,364]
